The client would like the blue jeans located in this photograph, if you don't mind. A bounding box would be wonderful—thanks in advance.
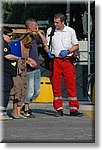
[24,69,41,103]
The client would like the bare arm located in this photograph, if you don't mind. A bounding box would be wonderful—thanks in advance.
[37,30,47,44]
[26,57,37,68]
[4,54,19,61]
[34,26,48,44]
[43,43,49,52]
[69,44,79,53]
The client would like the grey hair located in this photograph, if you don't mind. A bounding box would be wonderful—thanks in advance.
[25,18,36,28]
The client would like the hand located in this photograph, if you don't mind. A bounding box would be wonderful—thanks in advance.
[36,30,44,35]
[29,62,36,68]
[48,51,54,58]
[34,26,44,35]
[59,50,70,57]
[26,58,37,68]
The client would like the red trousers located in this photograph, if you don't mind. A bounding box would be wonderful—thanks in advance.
[50,58,79,112]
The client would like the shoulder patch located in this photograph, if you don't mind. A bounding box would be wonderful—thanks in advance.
[4,48,8,52]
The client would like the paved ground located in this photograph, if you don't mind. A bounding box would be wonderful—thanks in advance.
[0,101,95,143]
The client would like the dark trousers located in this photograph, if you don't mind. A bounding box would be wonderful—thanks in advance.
[3,73,13,109]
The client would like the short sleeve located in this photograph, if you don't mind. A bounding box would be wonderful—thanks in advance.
[3,41,11,56]
[71,29,79,45]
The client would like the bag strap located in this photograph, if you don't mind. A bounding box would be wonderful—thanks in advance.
[48,26,55,51]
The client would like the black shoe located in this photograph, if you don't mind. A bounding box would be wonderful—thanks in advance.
[54,111,63,117]
[70,110,84,117]
[23,110,30,117]
[22,105,35,118]
[28,109,36,118]
[28,109,33,115]
[23,109,36,118]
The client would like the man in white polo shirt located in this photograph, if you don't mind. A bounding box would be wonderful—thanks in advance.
[46,13,83,117]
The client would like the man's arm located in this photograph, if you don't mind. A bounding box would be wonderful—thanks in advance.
[26,57,37,68]
[43,43,49,52]
[69,44,79,53]
[37,30,47,44]
[34,26,47,44]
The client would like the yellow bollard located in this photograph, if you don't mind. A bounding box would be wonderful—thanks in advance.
[32,77,54,103]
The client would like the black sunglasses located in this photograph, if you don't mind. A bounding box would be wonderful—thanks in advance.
[7,34,13,37]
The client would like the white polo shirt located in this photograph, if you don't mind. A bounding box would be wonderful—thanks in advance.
[46,25,78,57]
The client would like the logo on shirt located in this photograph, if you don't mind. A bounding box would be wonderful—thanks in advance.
[4,48,8,52]
[11,62,17,66]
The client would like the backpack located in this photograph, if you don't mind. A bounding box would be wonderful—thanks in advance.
[48,26,80,65]
[48,26,55,51]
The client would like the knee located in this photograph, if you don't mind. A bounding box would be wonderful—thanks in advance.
[27,92,34,100]
[32,89,40,99]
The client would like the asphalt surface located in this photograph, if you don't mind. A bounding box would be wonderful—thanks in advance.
[0,101,95,143]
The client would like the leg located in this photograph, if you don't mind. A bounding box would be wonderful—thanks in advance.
[31,69,41,100]
[11,76,22,117]
[11,99,20,119]
[63,61,79,110]
[12,101,27,119]
[24,71,35,104]
[1,74,13,120]
[22,71,36,117]
[16,106,27,119]
[50,59,63,112]
[63,61,83,116]
[3,74,13,110]
[16,72,27,118]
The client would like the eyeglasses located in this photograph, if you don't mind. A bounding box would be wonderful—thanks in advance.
[7,34,13,37]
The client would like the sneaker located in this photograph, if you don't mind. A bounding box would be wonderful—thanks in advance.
[28,109,34,115]
[23,110,31,117]
[54,111,63,117]
[22,105,35,118]
[21,105,30,117]
[70,110,84,117]
[27,109,36,118]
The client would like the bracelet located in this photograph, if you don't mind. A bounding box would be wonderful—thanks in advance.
[16,57,19,61]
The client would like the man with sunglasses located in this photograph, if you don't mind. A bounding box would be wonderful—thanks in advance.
[1,26,19,120]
